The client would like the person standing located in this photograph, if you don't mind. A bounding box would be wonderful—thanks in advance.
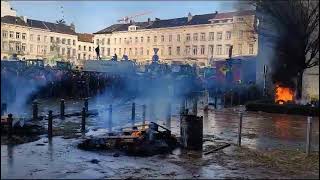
[95,45,101,60]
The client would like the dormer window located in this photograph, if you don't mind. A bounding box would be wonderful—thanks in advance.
[209,18,233,24]
[128,25,137,31]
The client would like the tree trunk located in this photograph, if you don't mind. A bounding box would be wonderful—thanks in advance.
[296,70,304,100]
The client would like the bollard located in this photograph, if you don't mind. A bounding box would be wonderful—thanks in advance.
[180,98,186,115]
[237,112,243,146]
[1,103,7,116]
[192,96,198,116]
[48,110,53,138]
[166,102,172,130]
[60,99,65,120]
[7,114,13,138]
[214,95,217,109]
[230,90,234,107]
[223,93,226,108]
[204,90,209,112]
[108,104,112,132]
[32,101,38,120]
[81,107,86,133]
[306,117,312,156]
[180,114,203,150]
[142,104,146,126]
[84,98,88,112]
[131,102,135,127]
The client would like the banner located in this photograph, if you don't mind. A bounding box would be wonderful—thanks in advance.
[83,60,135,74]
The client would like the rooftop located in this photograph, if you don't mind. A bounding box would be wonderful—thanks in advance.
[1,15,77,35]
[94,10,255,34]
[77,33,94,43]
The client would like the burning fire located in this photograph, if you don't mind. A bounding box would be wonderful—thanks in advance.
[131,130,142,137]
[275,84,294,104]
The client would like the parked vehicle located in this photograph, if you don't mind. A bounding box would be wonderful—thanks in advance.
[25,59,44,68]
[56,61,73,70]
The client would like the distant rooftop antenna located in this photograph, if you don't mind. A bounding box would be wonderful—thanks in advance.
[60,5,65,21]
[117,11,152,24]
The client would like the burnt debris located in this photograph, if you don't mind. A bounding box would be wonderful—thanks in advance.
[78,122,178,156]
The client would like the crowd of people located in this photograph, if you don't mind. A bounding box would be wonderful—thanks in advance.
[1,65,131,106]
[1,62,267,110]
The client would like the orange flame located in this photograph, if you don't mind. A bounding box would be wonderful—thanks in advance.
[275,84,294,104]
[131,131,142,137]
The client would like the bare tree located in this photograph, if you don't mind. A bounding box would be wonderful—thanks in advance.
[48,41,62,65]
[250,0,319,99]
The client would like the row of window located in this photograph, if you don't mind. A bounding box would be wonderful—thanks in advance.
[1,30,78,46]
[78,53,93,60]
[50,37,76,46]
[2,41,254,57]
[211,17,244,24]
[95,30,246,46]
[2,31,27,40]
[1,42,48,54]
[98,44,254,57]
[78,45,94,52]
[1,42,83,57]
[49,46,77,57]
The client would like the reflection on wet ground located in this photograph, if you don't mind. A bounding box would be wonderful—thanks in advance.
[1,137,297,179]
[6,98,320,151]
[200,108,319,151]
[1,98,319,178]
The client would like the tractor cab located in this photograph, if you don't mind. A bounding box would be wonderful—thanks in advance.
[56,61,72,70]
[25,59,44,68]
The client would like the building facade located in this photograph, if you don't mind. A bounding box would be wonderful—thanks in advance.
[94,10,258,66]
[76,33,95,65]
[1,15,79,64]
[0,1,97,66]
[302,66,319,101]
[1,1,17,17]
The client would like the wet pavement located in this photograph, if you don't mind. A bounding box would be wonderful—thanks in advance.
[1,98,319,179]
[200,108,319,151]
[1,137,298,179]
[29,98,320,152]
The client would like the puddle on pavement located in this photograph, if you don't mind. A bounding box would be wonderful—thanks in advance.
[2,98,319,178]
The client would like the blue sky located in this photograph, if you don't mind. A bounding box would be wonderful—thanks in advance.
[11,1,239,33]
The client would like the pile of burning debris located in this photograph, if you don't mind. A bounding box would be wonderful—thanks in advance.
[1,115,45,136]
[78,122,179,156]
[245,83,319,116]
[1,114,46,144]
[274,84,295,104]
[79,114,204,156]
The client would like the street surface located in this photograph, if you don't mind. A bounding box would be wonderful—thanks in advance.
[1,98,319,179]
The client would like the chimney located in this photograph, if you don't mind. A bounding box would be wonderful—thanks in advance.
[70,22,75,31]
[215,11,218,14]
[20,16,27,23]
[188,12,193,22]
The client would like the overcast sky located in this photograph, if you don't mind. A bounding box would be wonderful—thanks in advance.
[10,1,239,33]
